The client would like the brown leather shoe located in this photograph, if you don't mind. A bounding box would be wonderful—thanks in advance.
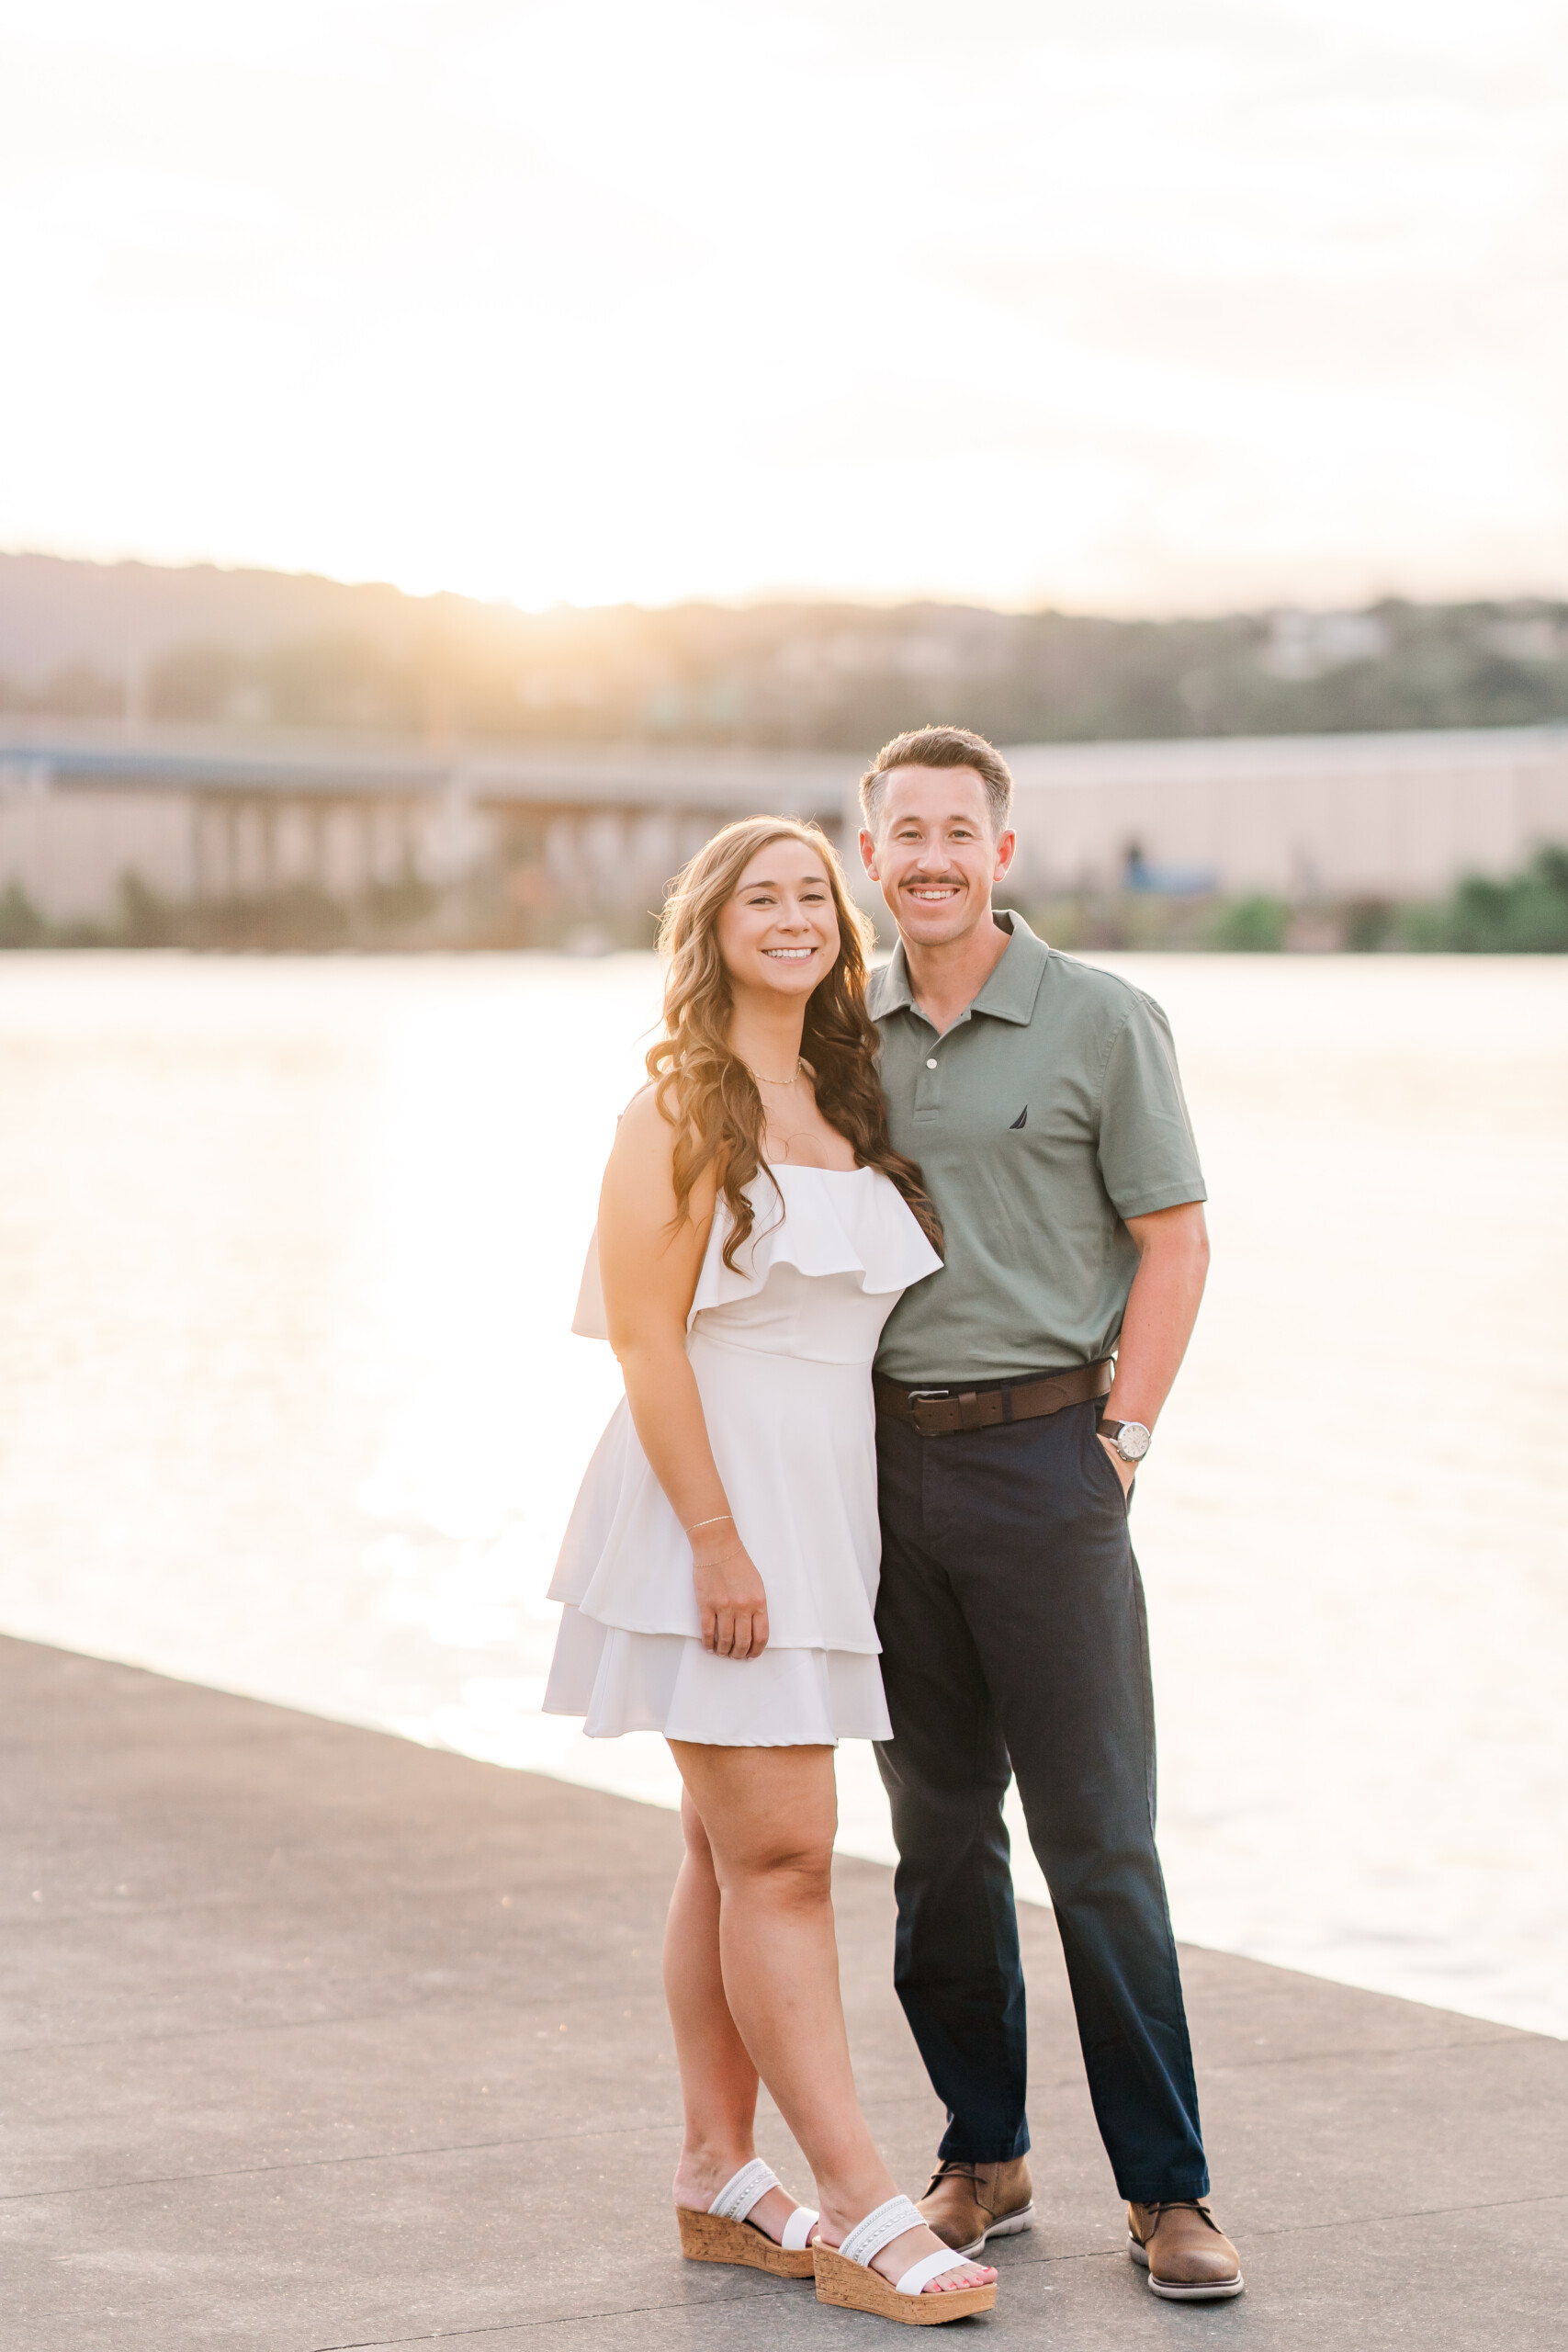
[919,2157,1035,2257]
[1127,2200,1244,2300]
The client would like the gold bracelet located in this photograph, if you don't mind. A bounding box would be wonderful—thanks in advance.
[685,1512,734,1533]
[692,1545,742,1568]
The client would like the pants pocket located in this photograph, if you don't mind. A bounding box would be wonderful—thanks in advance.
[1083,1414,1132,1511]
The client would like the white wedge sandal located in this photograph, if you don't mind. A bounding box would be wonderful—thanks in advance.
[813,2193,998,2325]
[676,2157,819,2278]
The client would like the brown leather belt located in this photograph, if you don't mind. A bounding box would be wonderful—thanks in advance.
[874,1358,1114,1438]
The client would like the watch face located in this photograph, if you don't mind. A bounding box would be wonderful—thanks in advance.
[1118,1421,1152,1461]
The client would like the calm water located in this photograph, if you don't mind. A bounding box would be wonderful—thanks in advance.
[1,951,1564,2037]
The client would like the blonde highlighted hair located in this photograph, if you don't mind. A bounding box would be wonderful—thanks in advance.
[648,816,941,1270]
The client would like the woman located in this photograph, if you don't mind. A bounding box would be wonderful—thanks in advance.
[543,818,998,2324]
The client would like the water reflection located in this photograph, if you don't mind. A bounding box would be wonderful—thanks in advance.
[0,950,1562,2037]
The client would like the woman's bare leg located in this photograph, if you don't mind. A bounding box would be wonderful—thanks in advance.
[664,1791,798,2242]
[669,1740,993,2295]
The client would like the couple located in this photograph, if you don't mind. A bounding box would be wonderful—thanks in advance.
[544,726,1242,2322]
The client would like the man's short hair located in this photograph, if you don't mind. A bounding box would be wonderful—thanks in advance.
[859,725,1014,836]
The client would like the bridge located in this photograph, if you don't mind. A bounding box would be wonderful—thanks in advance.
[0,720,851,937]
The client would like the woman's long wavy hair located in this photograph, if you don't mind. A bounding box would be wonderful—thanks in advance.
[648,816,942,1271]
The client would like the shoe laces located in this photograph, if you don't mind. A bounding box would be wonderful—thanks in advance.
[1143,2199,1222,2234]
[925,2158,999,2215]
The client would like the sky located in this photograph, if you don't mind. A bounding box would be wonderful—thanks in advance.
[1,0,1565,616]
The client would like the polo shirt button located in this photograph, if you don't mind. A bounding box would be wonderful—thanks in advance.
[925,1057,938,1069]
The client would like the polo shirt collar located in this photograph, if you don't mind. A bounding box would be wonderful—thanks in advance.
[869,909,1048,1027]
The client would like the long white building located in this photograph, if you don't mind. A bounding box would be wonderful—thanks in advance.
[1003,726,1568,901]
[2,717,1565,927]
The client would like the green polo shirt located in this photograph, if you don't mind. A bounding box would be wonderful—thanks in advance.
[870,912,1205,1384]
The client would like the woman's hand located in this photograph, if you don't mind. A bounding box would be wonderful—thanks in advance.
[693,1541,770,1659]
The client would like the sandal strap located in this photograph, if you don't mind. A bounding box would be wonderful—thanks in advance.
[781,2204,819,2251]
[708,2159,779,2223]
[839,2194,925,2270]
[897,2246,964,2299]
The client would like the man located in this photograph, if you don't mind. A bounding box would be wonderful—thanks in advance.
[860,725,1243,2302]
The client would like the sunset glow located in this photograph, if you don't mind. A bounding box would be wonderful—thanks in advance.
[2,0,1565,613]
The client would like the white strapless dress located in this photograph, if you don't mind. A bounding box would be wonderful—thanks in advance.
[543,1163,941,1746]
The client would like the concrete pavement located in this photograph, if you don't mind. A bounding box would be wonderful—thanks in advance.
[2,1633,1562,2349]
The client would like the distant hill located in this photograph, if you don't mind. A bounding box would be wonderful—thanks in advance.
[3,550,1566,751]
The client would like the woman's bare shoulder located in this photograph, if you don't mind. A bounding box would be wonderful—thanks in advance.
[604,1085,684,1216]
[611,1082,676,1163]
[605,1079,716,1227]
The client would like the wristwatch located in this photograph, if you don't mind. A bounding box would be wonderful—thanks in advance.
[1100,1418,1151,1463]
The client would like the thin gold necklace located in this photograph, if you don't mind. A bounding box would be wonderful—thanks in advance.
[745,1057,806,1089]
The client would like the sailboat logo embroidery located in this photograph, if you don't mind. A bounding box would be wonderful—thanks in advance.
[1010,1106,1028,1130]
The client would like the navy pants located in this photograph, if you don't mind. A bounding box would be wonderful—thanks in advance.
[873,1397,1209,2205]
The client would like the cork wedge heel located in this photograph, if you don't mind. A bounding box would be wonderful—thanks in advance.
[676,2159,818,2279]
[677,2205,817,2278]
[813,2195,998,2325]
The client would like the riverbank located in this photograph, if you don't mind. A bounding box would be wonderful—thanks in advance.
[4,952,1564,2038]
[4,1634,1562,2350]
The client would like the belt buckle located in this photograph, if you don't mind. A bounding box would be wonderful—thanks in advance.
[905,1386,953,1437]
